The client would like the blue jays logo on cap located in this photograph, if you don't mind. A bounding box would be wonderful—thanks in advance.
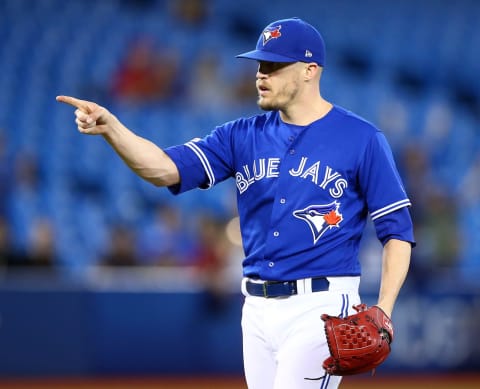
[293,201,343,244]
[262,25,282,45]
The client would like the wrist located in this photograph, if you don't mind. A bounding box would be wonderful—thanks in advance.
[374,303,392,319]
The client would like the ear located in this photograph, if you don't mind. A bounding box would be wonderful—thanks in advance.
[304,63,320,81]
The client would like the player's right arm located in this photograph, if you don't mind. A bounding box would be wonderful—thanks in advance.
[56,95,180,187]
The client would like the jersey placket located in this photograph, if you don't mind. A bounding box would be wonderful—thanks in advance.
[261,126,306,278]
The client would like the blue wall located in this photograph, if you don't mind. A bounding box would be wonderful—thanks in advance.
[0,282,478,377]
[0,285,243,377]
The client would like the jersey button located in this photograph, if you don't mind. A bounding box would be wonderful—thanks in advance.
[273,231,279,237]
[280,198,286,204]
[268,262,275,267]
[289,149,295,155]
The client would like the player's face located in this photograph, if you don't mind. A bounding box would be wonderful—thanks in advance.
[256,61,302,111]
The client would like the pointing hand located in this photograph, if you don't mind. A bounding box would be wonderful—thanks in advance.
[56,95,115,135]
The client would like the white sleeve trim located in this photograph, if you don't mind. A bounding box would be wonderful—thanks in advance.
[186,141,215,188]
[370,199,411,221]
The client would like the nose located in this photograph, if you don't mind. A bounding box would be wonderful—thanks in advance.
[256,64,267,80]
[255,65,265,80]
[256,71,267,80]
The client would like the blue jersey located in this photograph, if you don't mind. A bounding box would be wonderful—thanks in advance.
[165,106,414,280]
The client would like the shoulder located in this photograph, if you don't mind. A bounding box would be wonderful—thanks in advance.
[331,105,380,137]
[219,111,277,132]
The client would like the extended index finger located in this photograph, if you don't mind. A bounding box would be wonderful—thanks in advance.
[56,95,93,113]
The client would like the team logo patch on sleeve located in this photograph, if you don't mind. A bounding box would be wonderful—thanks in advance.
[293,201,343,244]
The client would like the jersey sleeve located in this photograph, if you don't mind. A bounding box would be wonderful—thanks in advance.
[163,123,235,194]
[373,207,416,246]
[359,131,414,244]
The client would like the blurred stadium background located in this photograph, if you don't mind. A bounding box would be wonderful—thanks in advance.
[0,0,479,387]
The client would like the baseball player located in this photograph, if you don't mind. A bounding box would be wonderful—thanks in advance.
[57,17,414,389]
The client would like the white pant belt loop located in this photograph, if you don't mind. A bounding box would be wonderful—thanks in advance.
[296,279,305,294]
[297,278,312,294]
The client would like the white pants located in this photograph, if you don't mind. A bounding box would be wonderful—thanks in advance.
[241,277,361,389]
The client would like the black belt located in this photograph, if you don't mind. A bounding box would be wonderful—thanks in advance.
[245,277,330,298]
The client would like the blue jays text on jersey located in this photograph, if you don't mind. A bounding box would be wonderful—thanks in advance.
[165,106,415,281]
[235,156,348,197]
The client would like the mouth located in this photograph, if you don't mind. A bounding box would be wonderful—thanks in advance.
[257,85,270,96]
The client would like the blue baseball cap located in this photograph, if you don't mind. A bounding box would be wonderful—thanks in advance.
[236,17,325,66]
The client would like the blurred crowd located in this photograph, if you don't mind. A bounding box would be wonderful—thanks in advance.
[0,0,479,292]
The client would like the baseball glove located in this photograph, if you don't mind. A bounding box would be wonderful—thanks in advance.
[321,304,393,376]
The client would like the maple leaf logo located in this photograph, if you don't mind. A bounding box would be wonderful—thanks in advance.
[270,28,281,38]
[323,210,342,226]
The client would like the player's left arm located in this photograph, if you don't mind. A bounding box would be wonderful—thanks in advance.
[376,238,411,318]
[359,131,414,318]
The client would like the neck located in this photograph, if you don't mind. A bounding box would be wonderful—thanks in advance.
[279,96,333,126]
